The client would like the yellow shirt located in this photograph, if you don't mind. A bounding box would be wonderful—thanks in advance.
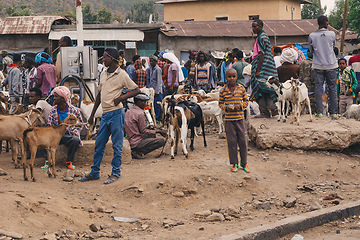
[99,66,138,113]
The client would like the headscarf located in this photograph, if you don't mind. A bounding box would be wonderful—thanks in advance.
[159,51,166,58]
[280,48,298,64]
[35,52,53,64]
[224,51,231,66]
[51,86,71,104]
[163,52,185,82]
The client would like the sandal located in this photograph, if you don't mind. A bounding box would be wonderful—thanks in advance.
[231,164,239,173]
[104,175,120,184]
[78,174,99,182]
[41,160,49,169]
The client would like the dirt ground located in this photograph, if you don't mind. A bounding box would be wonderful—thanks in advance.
[0,125,360,240]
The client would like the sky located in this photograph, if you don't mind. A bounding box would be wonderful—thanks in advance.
[321,0,336,14]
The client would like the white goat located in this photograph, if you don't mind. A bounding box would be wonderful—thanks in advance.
[342,104,360,120]
[266,77,292,122]
[289,78,313,125]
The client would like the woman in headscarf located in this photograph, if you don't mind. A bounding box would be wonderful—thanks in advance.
[35,52,56,96]
[163,52,184,95]
[277,47,300,83]
[220,52,234,83]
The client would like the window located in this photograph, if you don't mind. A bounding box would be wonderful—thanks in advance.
[216,16,228,21]
[249,15,259,20]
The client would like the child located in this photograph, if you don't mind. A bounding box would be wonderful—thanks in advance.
[219,68,250,173]
[336,58,358,114]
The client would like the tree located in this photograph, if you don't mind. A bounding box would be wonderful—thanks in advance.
[126,0,159,23]
[97,6,112,24]
[328,0,346,30]
[301,0,327,19]
[113,12,123,23]
[83,4,97,24]
[5,4,30,16]
[348,0,360,36]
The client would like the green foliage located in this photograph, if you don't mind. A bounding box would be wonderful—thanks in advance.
[83,4,97,24]
[348,0,360,36]
[301,0,327,19]
[328,0,346,30]
[97,6,112,24]
[126,0,159,23]
[4,4,30,16]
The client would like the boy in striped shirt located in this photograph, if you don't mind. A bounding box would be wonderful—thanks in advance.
[219,69,250,173]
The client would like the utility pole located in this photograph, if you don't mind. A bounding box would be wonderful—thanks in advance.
[340,0,349,54]
[318,0,323,15]
[76,0,84,47]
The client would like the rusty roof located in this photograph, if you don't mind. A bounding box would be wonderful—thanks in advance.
[161,19,337,38]
[156,0,312,4]
[0,16,69,35]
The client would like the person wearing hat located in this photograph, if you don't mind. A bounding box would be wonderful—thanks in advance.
[146,54,163,122]
[79,48,141,184]
[47,86,83,170]
[1,50,13,74]
[35,52,56,96]
[125,93,167,159]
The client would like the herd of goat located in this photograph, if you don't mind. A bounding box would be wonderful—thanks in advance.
[1,77,360,181]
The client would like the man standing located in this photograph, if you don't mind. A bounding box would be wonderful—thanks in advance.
[308,15,338,119]
[125,93,167,159]
[1,50,13,74]
[35,52,56,96]
[273,47,282,68]
[250,19,278,118]
[47,86,83,170]
[126,55,140,80]
[79,48,140,184]
[55,36,72,84]
[146,55,163,122]
[2,54,22,114]
[299,50,315,112]
[348,44,360,104]
[231,50,248,86]
[184,50,197,85]
[133,60,147,88]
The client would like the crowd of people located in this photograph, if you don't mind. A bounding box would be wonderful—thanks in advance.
[1,15,360,180]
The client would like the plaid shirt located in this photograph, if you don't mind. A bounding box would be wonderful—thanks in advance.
[47,104,83,145]
[133,60,147,88]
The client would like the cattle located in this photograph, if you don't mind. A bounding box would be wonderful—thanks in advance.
[0,108,45,167]
[167,97,207,159]
[23,114,82,181]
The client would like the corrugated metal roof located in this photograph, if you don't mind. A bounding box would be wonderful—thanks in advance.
[156,0,312,4]
[161,20,337,38]
[0,16,69,35]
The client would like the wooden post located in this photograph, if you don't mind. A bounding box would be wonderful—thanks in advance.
[340,0,349,54]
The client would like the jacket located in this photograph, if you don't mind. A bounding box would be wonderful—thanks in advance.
[336,67,358,100]
[3,64,22,97]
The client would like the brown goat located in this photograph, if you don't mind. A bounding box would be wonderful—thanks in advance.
[22,114,81,181]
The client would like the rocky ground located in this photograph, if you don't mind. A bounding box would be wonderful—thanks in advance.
[0,122,360,240]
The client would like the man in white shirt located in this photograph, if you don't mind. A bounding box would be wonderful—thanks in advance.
[273,47,282,68]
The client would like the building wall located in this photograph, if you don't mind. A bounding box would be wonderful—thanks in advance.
[163,0,301,21]
[0,34,48,50]
[158,34,309,59]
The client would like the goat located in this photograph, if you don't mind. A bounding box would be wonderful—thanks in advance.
[266,77,293,122]
[167,97,207,159]
[197,100,224,134]
[0,109,45,167]
[71,94,103,140]
[322,93,329,116]
[342,104,360,120]
[289,78,313,125]
[23,114,81,181]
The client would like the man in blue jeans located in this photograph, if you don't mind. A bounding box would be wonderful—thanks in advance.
[79,48,140,184]
[308,15,338,119]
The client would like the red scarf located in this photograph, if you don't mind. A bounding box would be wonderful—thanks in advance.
[9,63,19,68]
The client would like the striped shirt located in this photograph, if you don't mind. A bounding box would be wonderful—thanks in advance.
[219,84,249,121]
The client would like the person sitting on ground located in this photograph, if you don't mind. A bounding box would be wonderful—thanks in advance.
[29,87,52,120]
[125,93,167,159]
[277,47,300,83]
[336,58,357,115]
[47,86,83,170]
[219,68,250,173]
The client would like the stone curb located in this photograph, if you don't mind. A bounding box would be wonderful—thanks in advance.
[215,200,360,240]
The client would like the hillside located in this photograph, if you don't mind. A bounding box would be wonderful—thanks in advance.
[0,0,163,21]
